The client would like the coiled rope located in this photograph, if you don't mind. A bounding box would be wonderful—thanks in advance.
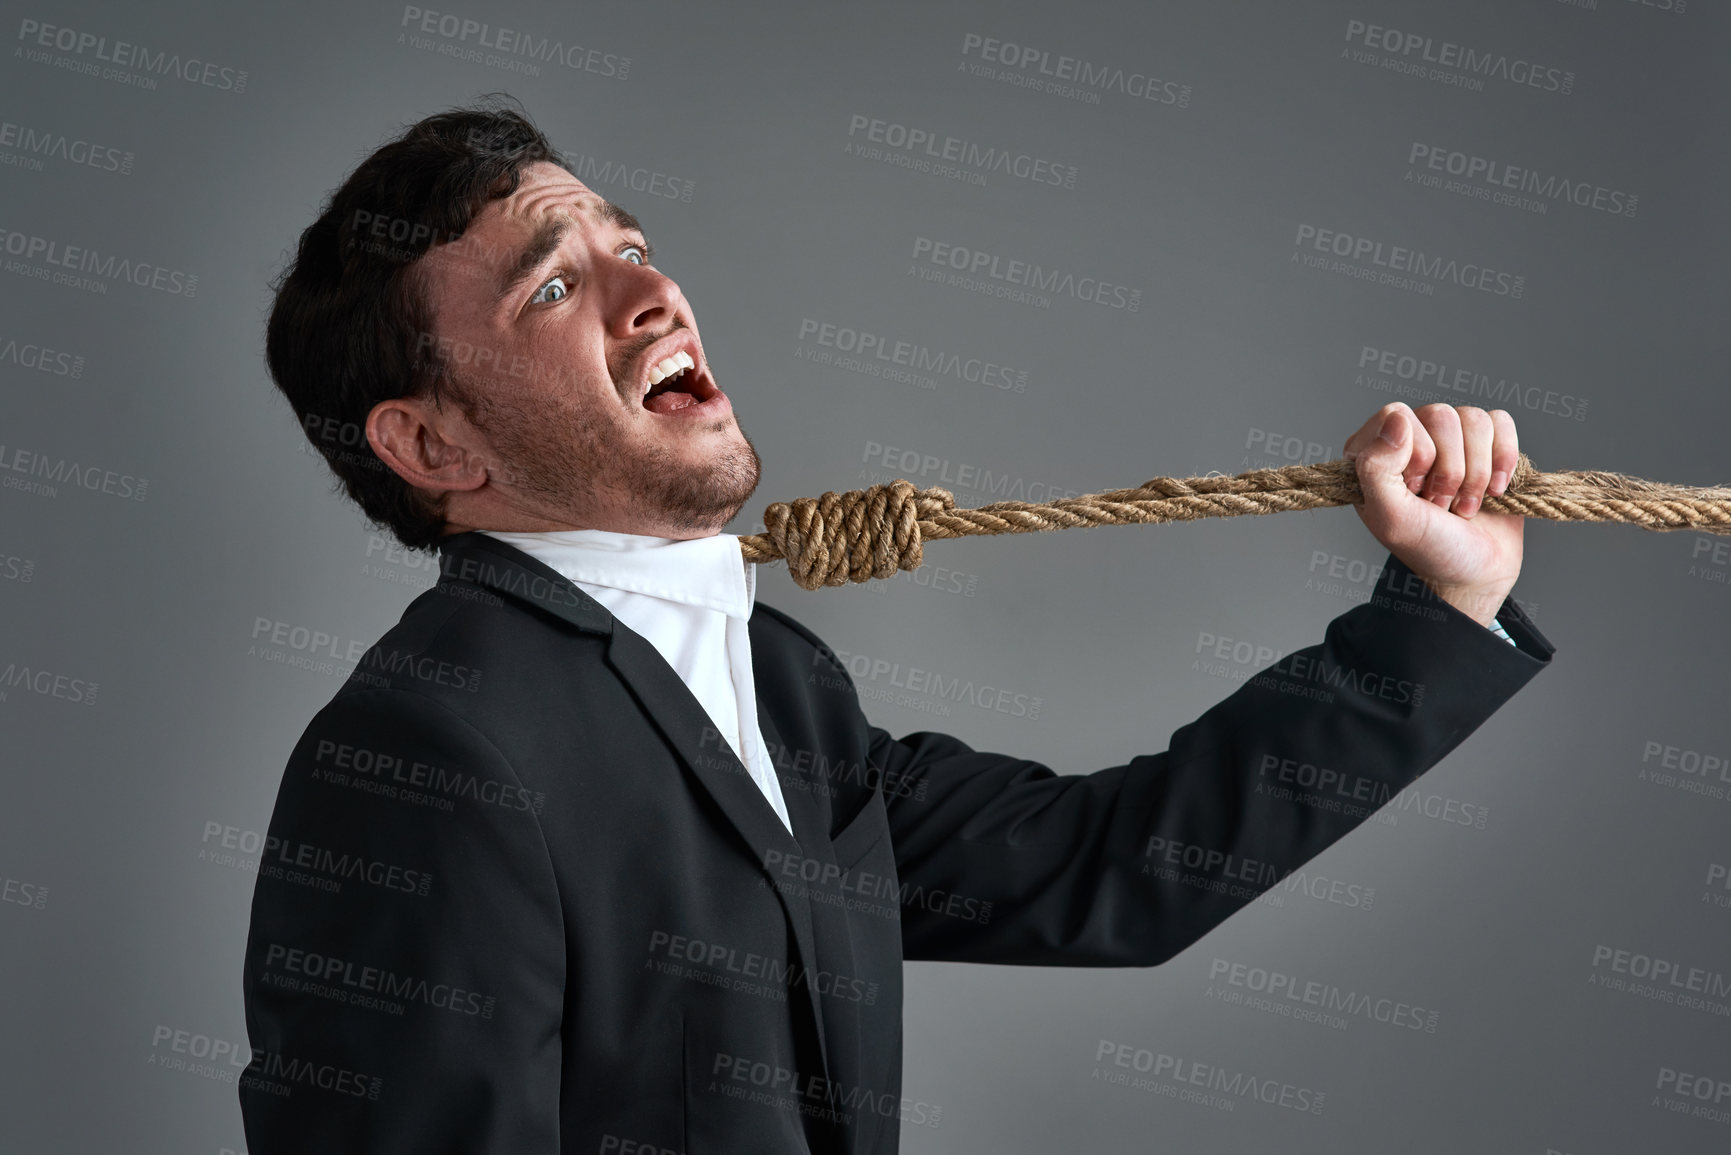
[738,453,1731,590]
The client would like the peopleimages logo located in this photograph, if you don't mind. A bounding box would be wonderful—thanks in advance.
[1654,1066,1731,1128]
[1091,1039,1326,1114]
[1589,943,1731,1018]
[858,439,1082,506]
[959,33,1193,109]
[1637,738,1731,802]
[827,645,1043,721]
[1356,344,1588,422]
[910,236,1143,311]
[1341,18,1574,95]
[0,118,134,175]
[1,869,48,910]
[397,6,631,78]
[0,660,98,706]
[797,318,1029,394]
[0,333,84,378]
[0,226,197,297]
[845,114,1078,189]
[555,144,694,203]
[16,18,249,93]
[0,443,148,502]
[1292,224,1525,299]
[262,943,497,1020]
[1407,142,1637,218]
[1206,956,1440,1034]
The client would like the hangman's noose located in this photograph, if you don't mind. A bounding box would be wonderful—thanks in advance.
[737,453,1731,591]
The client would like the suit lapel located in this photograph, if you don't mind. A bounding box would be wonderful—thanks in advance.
[439,532,813,854]
[602,619,832,1082]
[600,621,803,857]
[438,531,834,1084]
[755,701,828,848]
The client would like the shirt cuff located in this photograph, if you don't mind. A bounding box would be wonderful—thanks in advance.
[1487,617,1516,646]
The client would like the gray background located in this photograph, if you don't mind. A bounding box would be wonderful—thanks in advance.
[2,0,1727,1151]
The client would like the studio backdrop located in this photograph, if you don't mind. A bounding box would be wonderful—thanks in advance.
[1,0,1727,1152]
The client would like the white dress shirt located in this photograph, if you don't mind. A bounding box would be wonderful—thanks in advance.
[480,527,794,835]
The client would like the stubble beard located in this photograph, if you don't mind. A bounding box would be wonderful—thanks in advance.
[459,376,762,535]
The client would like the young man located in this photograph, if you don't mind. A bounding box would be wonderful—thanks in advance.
[241,102,1551,1153]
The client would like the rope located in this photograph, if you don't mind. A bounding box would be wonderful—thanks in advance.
[738,452,1731,590]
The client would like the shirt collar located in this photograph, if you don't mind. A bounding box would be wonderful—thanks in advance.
[478,528,756,620]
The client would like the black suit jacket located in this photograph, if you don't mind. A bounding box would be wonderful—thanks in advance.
[240,531,1553,1153]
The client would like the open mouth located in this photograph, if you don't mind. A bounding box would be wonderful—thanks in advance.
[641,349,720,414]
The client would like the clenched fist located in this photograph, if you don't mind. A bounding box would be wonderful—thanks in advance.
[1341,403,1524,626]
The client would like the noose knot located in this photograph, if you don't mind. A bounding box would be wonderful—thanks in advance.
[760,479,956,590]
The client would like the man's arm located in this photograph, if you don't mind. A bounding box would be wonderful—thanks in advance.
[850,550,1552,966]
[239,688,563,1152]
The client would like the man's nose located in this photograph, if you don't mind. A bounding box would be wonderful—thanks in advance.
[606,259,684,338]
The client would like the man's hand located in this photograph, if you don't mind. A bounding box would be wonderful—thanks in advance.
[1341,403,1524,627]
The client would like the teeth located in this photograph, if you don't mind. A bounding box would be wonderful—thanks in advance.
[646,350,696,387]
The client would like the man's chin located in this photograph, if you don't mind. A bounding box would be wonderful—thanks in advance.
[644,437,761,534]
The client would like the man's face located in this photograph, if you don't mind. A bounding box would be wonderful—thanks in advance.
[413,160,759,538]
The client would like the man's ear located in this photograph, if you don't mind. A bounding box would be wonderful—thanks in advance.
[365,396,489,496]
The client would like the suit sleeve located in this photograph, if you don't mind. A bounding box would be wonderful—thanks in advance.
[857,551,1555,965]
[239,687,564,1152]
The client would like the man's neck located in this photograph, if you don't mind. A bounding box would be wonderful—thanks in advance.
[449,521,724,539]
[442,507,727,541]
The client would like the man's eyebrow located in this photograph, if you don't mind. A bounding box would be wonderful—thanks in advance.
[593,198,645,238]
[494,215,574,309]
[492,199,651,310]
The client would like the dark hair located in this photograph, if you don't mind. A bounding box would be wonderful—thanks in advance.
[265,95,571,550]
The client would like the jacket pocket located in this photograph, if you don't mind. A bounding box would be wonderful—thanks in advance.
[828,787,889,869]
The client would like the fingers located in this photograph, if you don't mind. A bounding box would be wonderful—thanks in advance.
[1344,402,1430,483]
[1488,408,1519,497]
[1414,404,1461,508]
[1401,406,1437,496]
[1452,407,1494,515]
[1343,403,1520,521]
[1343,405,1421,545]
[1412,404,1508,517]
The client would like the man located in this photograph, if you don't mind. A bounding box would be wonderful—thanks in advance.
[241,102,1551,1153]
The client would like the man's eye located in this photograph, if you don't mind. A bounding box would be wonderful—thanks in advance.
[621,243,650,265]
[529,274,569,305]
